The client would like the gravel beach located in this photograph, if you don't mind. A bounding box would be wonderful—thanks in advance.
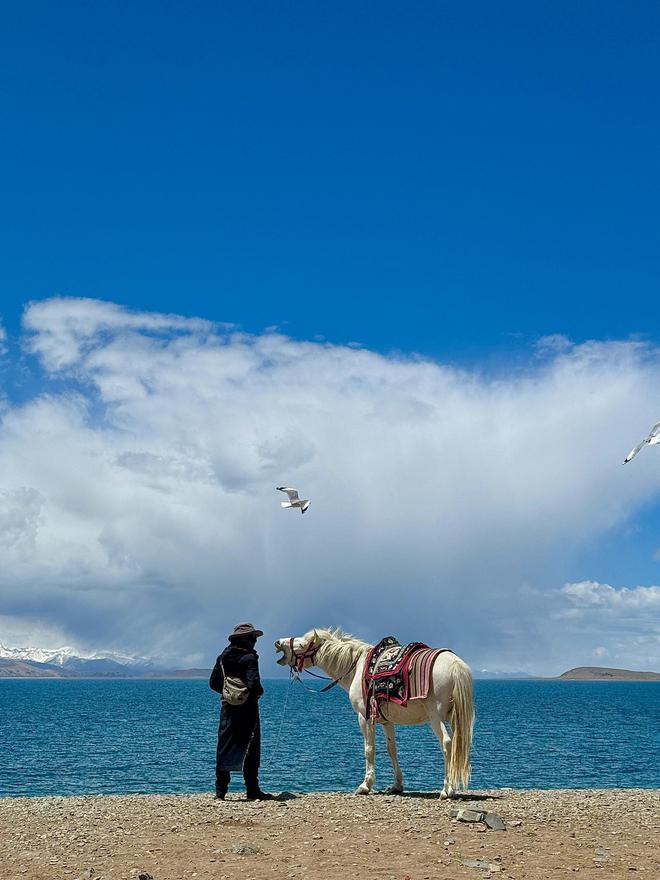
[0,789,657,880]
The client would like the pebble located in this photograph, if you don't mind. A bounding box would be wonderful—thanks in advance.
[232,843,263,856]
[463,858,502,871]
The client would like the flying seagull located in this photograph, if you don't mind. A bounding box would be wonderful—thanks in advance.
[623,420,660,464]
[276,486,311,514]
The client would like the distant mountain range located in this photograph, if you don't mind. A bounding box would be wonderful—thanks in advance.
[0,643,164,678]
[1,644,658,681]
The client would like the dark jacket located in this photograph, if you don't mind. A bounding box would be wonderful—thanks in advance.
[209,644,264,700]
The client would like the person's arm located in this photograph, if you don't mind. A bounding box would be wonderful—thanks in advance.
[240,653,264,698]
[209,656,224,693]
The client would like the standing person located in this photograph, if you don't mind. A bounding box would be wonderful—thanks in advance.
[209,623,273,800]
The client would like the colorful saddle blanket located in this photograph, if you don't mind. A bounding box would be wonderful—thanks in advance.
[363,636,450,721]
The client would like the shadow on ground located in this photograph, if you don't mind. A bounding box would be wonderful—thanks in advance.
[375,790,503,801]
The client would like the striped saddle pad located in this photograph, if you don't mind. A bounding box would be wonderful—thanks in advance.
[363,636,449,720]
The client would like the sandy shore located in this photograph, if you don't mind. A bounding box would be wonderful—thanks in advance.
[0,789,657,880]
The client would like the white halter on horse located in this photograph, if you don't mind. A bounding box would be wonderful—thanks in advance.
[275,627,475,799]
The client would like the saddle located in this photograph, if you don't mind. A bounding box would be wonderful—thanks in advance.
[363,636,450,721]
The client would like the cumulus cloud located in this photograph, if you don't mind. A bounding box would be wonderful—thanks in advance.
[1,297,660,673]
[562,580,660,611]
[23,297,218,372]
[0,487,45,553]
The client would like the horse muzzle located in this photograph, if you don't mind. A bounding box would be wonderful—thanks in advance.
[274,639,289,666]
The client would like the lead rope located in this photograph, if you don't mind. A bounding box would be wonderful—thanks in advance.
[264,671,294,769]
[292,655,360,694]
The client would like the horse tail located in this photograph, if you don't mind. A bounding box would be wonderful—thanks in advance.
[448,657,475,791]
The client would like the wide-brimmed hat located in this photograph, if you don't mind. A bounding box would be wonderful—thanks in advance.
[228,623,264,641]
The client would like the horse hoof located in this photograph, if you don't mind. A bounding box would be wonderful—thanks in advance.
[354,786,371,796]
[439,789,449,799]
[384,786,403,795]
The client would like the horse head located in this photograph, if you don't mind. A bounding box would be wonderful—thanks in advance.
[274,630,320,670]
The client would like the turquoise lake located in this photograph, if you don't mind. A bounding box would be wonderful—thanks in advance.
[1,678,658,796]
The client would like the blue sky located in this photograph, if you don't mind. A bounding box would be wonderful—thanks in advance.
[2,1,659,360]
[1,3,659,672]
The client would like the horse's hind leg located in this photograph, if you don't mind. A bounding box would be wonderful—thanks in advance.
[382,722,403,794]
[355,714,376,795]
[428,712,454,799]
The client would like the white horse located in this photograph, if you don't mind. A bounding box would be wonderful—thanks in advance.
[275,628,474,798]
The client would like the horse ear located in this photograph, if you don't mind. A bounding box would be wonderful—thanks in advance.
[312,629,319,644]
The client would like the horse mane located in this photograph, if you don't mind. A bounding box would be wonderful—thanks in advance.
[303,627,371,679]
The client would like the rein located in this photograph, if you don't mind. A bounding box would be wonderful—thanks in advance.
[289,638,360,693]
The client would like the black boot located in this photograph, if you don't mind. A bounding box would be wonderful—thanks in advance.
[216,769,230,800]
[246,788,273,801]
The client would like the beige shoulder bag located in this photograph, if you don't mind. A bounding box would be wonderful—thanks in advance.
[220,661,250,706]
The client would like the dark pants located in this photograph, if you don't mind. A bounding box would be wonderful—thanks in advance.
[216,712,261,795]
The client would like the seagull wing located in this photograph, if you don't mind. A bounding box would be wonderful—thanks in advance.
[646,421,660,444]
[623,439,647,464]
[277,487,300,502]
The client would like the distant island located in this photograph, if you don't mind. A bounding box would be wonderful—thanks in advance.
[474,666,660,681]
[558,666,660,681]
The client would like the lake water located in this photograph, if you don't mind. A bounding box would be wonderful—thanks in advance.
[1,678,658,796]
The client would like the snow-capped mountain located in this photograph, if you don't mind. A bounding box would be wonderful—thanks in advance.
[0,643,155,673]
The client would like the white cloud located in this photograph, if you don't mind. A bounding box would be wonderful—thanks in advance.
[0,487,45,553]
[0,318,6,357]
[1,297,660,672]
[535,334,573,355]
[562,580,660,611]
[23,297,218,372]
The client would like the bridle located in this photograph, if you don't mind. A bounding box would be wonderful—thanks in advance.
[288,636,319,672]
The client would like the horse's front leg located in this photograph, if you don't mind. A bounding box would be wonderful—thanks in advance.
[383,722,404,794]
[355,714,376,795]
